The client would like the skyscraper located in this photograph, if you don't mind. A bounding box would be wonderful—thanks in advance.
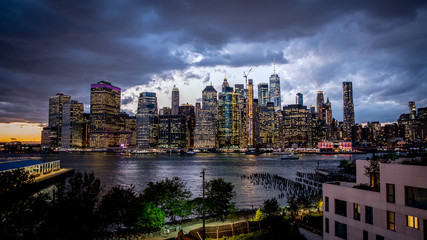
[258,102,279,148]
[222,77,230,92]
[343,82,355,140]
[136,92,158,148]
[195,84,218,149]
[248,79,254,147]
[89,81,121,148]
[316,91,324,121]
[269,73,281,112]
[258,83,269,106]
[179,104,195,148]
[296,93,303,105]
[61,100,84,148]
[48,93,71,148]
[325,98,332,125]
[218,87,240,148]
[171,86,179,115]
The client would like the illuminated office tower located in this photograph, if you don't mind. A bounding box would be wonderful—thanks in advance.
[269,72,281,112]
[159,107,172,116]
[247,79,254,147]
[218,87,240,147]
[258,83,269,106]
[179,104,195,148]
[195,102,201,117]
[259,102,279,148]
[48,93,71,148]
[409,101,416,119]
[283,104,309,147]
[136,92,158,148]
[316,91,325,121]
[171,86,179,115]
[158,115,187,149]
[235,84,248,148]
[194,85,218,149]
[90,81,121,148]
[325,98,332,125]
[222,77,230,92]
[343,82,355,140]
[310,105,316,114]
[296,93,303,105]
[61,100,84,148]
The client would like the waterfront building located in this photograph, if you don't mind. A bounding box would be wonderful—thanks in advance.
[258,102,279,148]
[235,84,248,148]
[218,87,240,148]
[89,81,121,148]
[282,104,309,147]
[343,82,355,140]
[171,86,179,115]
[323,159,427,240]
[296,93,303,106]
[136,92,158,148]
[61,100,84,148]
[179,104,196,148]
[317,91,325,122]
[82,113,90,148]
[247,79,254,147]
[48,93,71,148]
[41,127,50,148]
[158,115,187,149]
[202,84,218,117]
[194,110,216,149]
[269,73,281,112]
[118,112,136,148]
[326,98,332,126]
[258,83,269,106]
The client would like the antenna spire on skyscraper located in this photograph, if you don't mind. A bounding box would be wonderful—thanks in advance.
[273,57,276,74]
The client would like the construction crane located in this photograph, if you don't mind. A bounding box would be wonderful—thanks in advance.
[243,68,252,88]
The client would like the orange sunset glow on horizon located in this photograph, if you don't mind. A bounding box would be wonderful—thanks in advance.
[0,122,44,143]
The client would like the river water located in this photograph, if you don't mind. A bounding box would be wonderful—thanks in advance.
[2,152,371,209]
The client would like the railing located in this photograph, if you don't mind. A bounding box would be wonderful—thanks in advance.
[298,222,323,236]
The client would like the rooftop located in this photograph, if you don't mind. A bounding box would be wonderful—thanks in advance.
[0,159,44,172]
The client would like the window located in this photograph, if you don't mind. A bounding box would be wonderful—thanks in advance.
[335,221,347,239]
[335,199,347,217]
[376,235,384,240]
[325,218,329,233]
[365,206,373,224]
[387,211,396,231]
[353,203,361,221]
[406,215,419,229]
[386,184,395,203]
[325,197,329,212]
[363,230,368,240]
[405,186,427,210]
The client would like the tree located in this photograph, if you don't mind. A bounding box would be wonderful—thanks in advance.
[135,202,165,232]
[263,198,280,217]
[251,207,265,221]
[98,185,140,232]
[41,172,102,239]
[364,159,380,189]
[338,160,356,175]
[205,178,236,220]
[143,177,192,222]
[0,169,49,239]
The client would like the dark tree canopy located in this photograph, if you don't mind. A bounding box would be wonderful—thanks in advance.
[205,178,236,219]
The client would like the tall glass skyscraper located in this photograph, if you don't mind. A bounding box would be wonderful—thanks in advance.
[343,82,355,140]
[269,73,281,112]
[316,91,324,121]
[296,93,303,105]
[171,86,179,115]
[89,81,121,148]
[48,93,71,148]
[136,92,158,148]
[258,83,269,106]
[62,100,83,148]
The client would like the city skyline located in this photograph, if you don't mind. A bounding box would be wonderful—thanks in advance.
[1,1,427,142]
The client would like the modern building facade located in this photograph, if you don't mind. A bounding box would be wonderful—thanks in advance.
[323,160,427,240]
[317,91,325,122]
[171,86,179,115]
[136,92,158,148]
[269,73,281,112]
[247,79,254,147]
[61,100,84,148]
[48,93,71,148]
[258,83,269,106]
[158,115,187,149]
[258,102,279,148]
[296,93,303,106]
[89,81,121,148]
[282,104,309,147]
[343,82,355,140]
[218,88,240,148]
[179,104,195,148]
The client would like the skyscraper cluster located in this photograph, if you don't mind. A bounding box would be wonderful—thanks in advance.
[42,72,426,150]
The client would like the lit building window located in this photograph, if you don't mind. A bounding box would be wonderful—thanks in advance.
[353,203,360,221]
[387,211,396,231]
[406,215,419,229]
[386,184,395,203]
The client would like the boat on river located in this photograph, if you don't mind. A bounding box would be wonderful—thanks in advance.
[281,154,299,160]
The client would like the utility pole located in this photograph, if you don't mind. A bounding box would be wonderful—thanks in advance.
[201,168,206,240]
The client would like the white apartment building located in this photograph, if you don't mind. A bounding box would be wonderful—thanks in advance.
[323,159,427,240]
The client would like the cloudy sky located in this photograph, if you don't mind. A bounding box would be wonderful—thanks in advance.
[1,0,427,141]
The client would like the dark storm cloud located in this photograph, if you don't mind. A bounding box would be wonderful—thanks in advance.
[0,0,426,123]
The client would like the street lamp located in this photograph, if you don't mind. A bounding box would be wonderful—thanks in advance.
[200,168,206,240]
